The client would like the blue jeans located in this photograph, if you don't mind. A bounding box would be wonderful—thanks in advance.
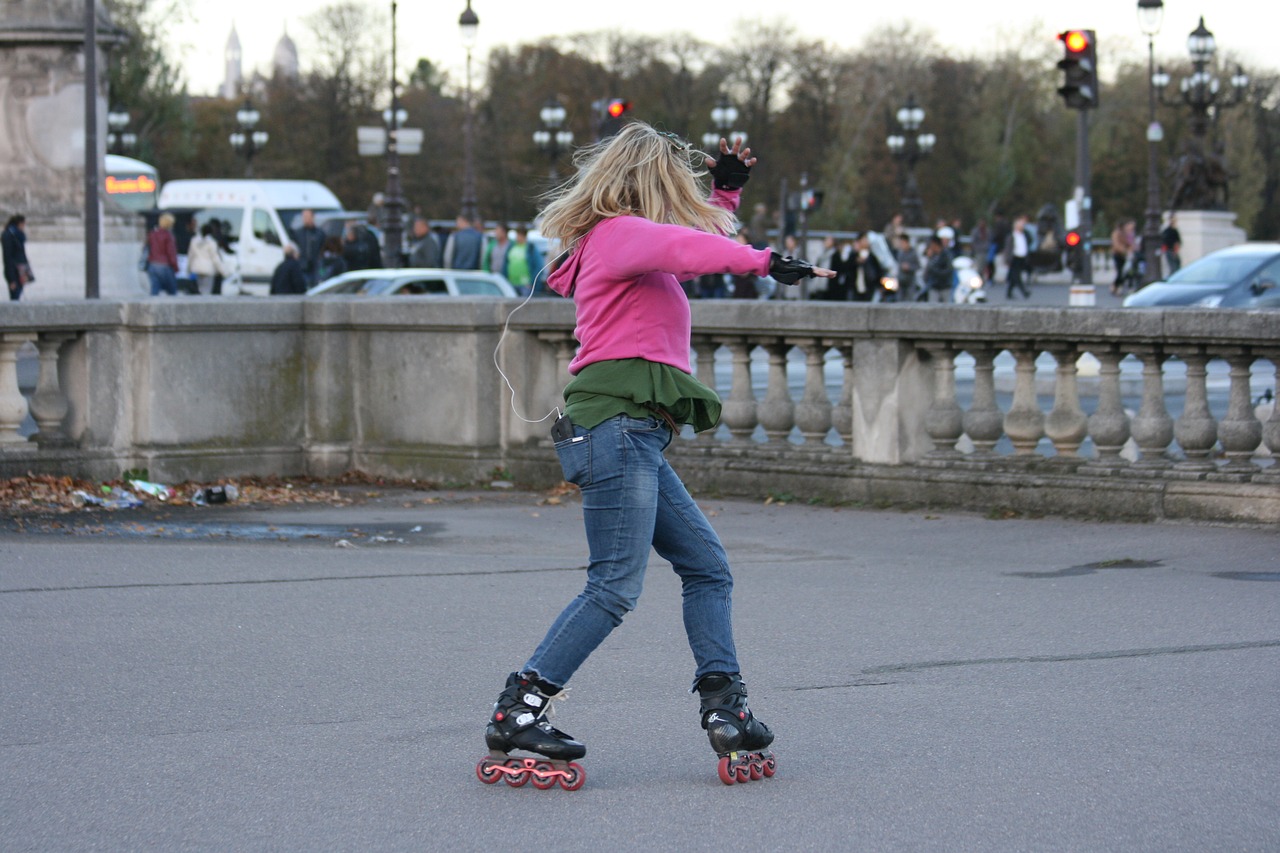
[148,263,178,296]
[524,414,740,689]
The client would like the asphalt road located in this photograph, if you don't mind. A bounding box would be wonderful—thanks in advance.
[2,488,1277,852]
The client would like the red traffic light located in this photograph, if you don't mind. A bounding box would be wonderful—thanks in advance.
[607,99,631,118]
[1061,30,1089,53]
[1065,231,1082,248]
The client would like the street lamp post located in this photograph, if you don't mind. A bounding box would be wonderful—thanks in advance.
[458,1,479,224]
[700,95,746,151]
[381,0,406,268]
[229,98,267,178]
[532,96,573,183]
[106,106,137,155]
[885,95,936,227]
[1138,0,1165,285]
[1152,16,1248,211]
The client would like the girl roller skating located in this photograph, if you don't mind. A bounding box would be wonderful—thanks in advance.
[475,121,834,790]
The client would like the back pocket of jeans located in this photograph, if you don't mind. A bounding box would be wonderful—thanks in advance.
[554,435,592,487]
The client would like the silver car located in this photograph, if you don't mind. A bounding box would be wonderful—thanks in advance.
[306,268,517,298]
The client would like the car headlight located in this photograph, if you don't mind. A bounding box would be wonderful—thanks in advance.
[964,274,984,291]
[881,277,899,292]
[1194,294,1224,307]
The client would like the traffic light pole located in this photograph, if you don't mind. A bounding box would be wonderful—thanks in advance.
[1075,109,1092,286]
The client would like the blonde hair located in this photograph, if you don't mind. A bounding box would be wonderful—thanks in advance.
[537,121,736,252]
[158,212,175,229]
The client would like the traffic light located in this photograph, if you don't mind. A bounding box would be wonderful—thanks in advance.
[1057,29,1099,109]
[599,98,633,139]
[1065,230,1082,249]
[800,188,824,213]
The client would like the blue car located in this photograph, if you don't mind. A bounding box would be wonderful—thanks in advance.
[1123,242,1280,308]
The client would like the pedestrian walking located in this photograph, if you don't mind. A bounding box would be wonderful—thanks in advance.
[476,122,833,790]
[1005,214,1032,299]
[146,213,180,296]
[2,214,32,301]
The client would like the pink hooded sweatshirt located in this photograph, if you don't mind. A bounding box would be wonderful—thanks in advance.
[546,188,772,374]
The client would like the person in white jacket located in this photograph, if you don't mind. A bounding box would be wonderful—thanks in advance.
[187,224,227,295]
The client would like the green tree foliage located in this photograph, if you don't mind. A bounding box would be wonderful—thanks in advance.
[103,0,190,172]
[121,5,1278,239]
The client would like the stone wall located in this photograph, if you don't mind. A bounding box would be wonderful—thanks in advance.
[2,298,1277,524]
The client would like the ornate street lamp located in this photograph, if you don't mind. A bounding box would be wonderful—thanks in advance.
[1138,0,1164,284]
[229,98,267,178]
[458,1,480,223]
[381,0,407,268]
[106,106,137,155]
[885,95,935,227]
[532,96,573,183]
[1153,16,1248,211]
[700,96,747,151]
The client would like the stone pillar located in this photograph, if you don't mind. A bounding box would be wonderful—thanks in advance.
[0,333,36,447]
[920,343,963,460]
[0,1,137,300]
[691,335,719,443]
[1215,350,1262,474]
[1044,345,1088,460]
[1003,345,1045,457]
[963,347,1004,458]
[1086,346,1130,469]
[1129,347,1174,469]
[792,338,832,448]
[1174,210,1247,268]
[828,341,853,448]
[718,337,757,444]
[1173,348,1217,472]
[758,341,795,444]
[29,331,76,445]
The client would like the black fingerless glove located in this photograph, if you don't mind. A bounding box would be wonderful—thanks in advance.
[709,150,751,190]
[769,252,816,285]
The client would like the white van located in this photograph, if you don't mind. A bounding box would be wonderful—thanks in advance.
[156,179,343,295]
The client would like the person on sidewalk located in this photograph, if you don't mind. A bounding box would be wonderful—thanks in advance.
[477,122,833,788]
[1005,214,1031,300]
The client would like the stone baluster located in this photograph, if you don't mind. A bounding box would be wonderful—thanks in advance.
[0,333,37,448]
[1173,347,1217,472]
[718,337,758,443]
[691,335,720,443]
[1254,350,1280,484]
[921,343,963,459]
[1003,345,1045,457]
[1129,347,1174,468]
[1044,345,1088,461]
[1086,346,1130,468]
[828,340,854,448]
[757,341,795,444]
[792,338,832,447]
[962,347,1004,457]
[29,332,76,446]
[1215,349,1262,473]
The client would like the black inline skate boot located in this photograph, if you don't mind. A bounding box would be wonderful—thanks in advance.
[696,672,777,785]
[476,672,586,790]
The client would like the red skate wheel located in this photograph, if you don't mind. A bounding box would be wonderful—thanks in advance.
[717,756,736,785]
[531,762,557,789]
[476,758,502,785]
[733,763,751,784]
[559,762,586,791]
[503,760,530,787]
[748,760,763,781]
[762,755,777,777]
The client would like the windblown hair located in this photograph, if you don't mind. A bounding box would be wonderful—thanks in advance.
[537,121,736,252]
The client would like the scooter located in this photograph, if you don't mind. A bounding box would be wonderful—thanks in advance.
[952,256,988,304]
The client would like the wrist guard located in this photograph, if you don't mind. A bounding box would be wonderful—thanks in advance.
[710,151,751,190]
[769,252,816,285]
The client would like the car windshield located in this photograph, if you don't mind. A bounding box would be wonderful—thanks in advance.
[1166,254,1268,285]
[454,277,507,296]
[323,277,390,294]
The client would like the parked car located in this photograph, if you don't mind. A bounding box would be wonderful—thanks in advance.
[1122,242,1280,308]
[305,268,517,298]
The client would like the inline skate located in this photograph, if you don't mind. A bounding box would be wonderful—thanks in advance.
[476,672,586,791]
[696,672,776,785]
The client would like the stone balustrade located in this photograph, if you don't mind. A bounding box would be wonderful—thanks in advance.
[1,298,1276,523]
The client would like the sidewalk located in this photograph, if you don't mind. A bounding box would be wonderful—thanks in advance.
[2,488,1277,852]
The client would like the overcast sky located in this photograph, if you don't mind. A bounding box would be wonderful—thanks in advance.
[168,0,1272,98]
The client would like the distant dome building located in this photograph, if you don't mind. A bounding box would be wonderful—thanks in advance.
[273,25,299,79]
